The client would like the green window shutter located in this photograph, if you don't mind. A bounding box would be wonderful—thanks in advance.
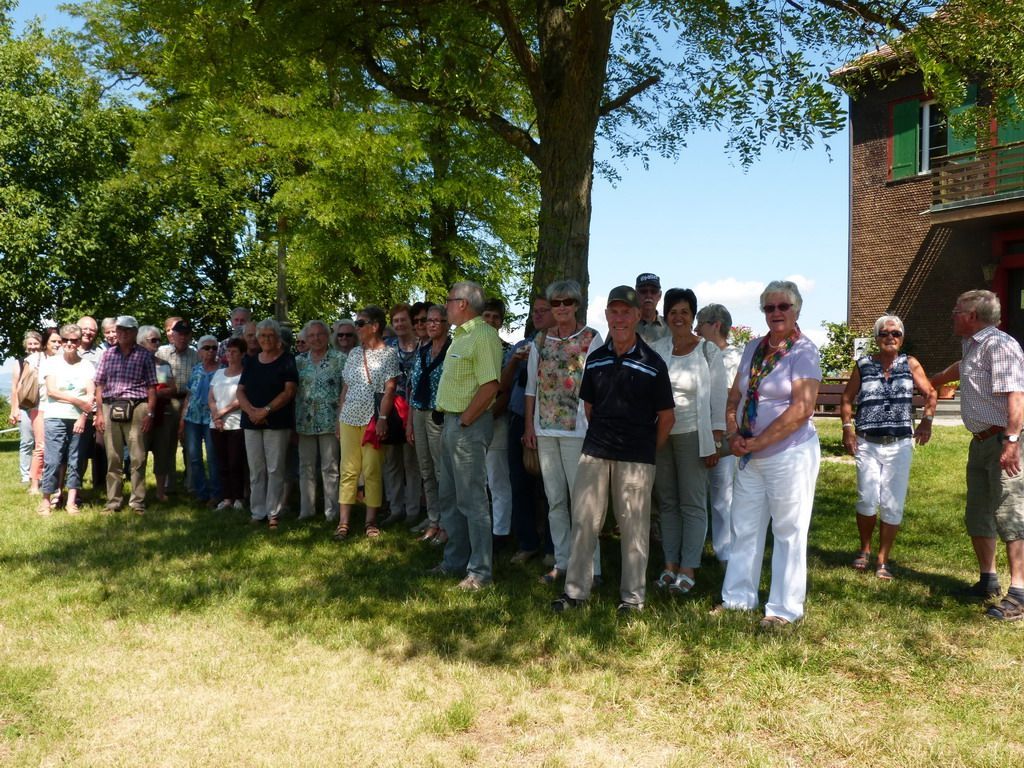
[997,92,1024,145]
[891,99,919,180]
[947,84,978,156]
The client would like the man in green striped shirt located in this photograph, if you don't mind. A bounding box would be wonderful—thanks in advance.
[432,281,504,590]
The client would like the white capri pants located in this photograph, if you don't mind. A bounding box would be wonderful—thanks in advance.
[855,436,913,525]
[721,434,820,623]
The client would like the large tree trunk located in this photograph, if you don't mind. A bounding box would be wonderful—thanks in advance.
[531,2,615,309]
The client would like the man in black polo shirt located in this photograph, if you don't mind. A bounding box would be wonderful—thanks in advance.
[553,286,675,615]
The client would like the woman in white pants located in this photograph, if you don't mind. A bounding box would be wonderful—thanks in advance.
[840,315,936,580]
[722,281,821,629]
[523,279,602,586]
[237,318,298,530]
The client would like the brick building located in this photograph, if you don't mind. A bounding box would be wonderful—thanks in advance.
[838,57,1024,372]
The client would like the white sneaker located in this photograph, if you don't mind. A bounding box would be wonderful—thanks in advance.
[215,499,232,511]
[233,500,245,511]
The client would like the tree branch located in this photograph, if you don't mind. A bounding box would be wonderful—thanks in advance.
[486,0,543,104]
[599,74,660,117]
[810,0,913,33]
[360,50,540,163]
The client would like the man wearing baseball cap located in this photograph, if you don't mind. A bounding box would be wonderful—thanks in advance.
[635,273,669,344]
[552,286,675,616]
[93,315,158,514]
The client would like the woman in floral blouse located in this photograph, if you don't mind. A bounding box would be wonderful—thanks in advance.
[335,306,400,541]
[523,279,603,586]
[180,335,223,505]
[295,320,346,522]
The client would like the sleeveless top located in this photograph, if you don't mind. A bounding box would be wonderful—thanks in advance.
[855,354,913,438]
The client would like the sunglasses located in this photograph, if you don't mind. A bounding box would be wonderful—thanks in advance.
[413,317,427,325]
[877,330,903,339]
[354,319,369,328]
[200,345,217,351]
[336,332,355,338]
[550,298,576,307]
[425,318,444,324]
[762,303,794,313]
[61,337,80,344]
[145,337,160,344]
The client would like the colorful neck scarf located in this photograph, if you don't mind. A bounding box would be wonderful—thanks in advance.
[738,327,800,467]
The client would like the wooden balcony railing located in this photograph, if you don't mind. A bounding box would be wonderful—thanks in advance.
[931,140,1024,211]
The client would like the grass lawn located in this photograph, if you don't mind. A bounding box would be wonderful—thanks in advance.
[1,422,1022,767]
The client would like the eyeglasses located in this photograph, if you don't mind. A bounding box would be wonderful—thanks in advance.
[877,330,903,339]
[336,332,355,338]
[445,296,465,304]
[425,318,445,324]
[354,319,369,328]
[762,303,794,313]
[200,345,217,351]
[413,317,427,325]
[550,298,576,307]
[144,337,160,344]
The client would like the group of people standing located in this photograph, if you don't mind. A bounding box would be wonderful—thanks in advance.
[8,276,1024,623]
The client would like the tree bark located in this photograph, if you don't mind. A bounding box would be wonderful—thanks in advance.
[529,1,616,309]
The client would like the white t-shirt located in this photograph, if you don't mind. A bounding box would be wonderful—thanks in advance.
[210,369,243,430]
[41,356,95,420]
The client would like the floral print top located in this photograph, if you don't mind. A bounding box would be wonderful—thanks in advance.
[340,346,400,427]
[295,347,347,435]
[183,364,218,425]
[525,326,601,438]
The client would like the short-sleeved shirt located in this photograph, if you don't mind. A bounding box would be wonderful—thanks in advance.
[156,344,199,396]
[385,337,420,400]
[94,344,158,401]
[734,334,821,460]
[638,317,669,345]
[579,335,674,465]
[960,325,1024,434]
[238,352,298,430]
[341,346,400,427]
[295,348,346,434]
[525,327,602,438]
[183,364,218,425]
[209,369,242,430]
[41,356,95,420]
[435,315,503,414]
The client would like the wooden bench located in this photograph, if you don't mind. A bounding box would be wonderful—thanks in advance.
[814,378,927,418]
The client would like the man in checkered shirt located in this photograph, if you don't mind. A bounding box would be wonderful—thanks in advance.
[932,290,1024,621]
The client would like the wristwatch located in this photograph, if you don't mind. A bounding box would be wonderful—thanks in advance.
[1006,434,1020,444]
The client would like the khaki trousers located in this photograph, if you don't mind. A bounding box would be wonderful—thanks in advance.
[103,402,149,511]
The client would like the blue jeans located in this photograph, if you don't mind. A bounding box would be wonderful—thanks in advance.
[41,418,84,495]
[185,421,220,500]
[438,411,494,581]
[18,408,33,482]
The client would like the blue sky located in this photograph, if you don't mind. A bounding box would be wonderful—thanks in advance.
[7,1,851,347]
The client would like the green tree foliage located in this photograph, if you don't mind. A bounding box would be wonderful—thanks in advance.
[77,0,539,321]
[73,0,975,309]
[0,8,250,356]
[818,320,877,377]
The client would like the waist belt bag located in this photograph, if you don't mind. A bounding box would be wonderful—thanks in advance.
[109,399,137,423]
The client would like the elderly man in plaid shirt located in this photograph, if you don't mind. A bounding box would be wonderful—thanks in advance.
[933,289,1024,621]
[93,316,158,514]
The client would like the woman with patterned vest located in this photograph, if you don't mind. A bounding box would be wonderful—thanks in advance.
[523,279,603,587]
[840,315,936,581]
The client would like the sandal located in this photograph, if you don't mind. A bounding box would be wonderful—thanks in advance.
[364,523,381,539]
[430,530,448,546]
[986,595,1024,621]
[876,563,894,581]
[759,615,791,631]
[669,573,696,595]
[538,568,564,585]
[852,551,870,571]
[66,502,81,516]
[332,522,350,541]
[654,569,676,590]
[419,525,440,542]
[268,516,279,531]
